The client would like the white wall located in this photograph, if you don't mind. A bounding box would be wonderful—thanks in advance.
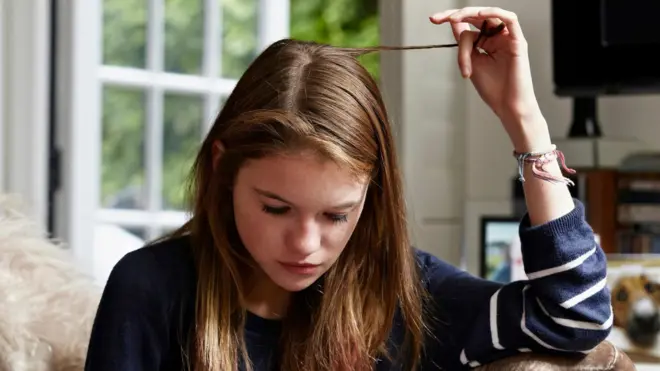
[380,0,467,266]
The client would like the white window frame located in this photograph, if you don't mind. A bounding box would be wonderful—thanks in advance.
[0,0,5,192]
[1,1,50,227]
[54,0,290,278]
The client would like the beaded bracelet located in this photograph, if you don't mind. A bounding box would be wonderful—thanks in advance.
[513,145,576,185]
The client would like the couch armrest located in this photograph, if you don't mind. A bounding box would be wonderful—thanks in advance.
[473,341,636,371]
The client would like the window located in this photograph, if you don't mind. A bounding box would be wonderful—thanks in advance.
[55,0,289,283]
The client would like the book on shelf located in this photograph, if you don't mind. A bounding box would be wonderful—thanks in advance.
[617,178,660,254]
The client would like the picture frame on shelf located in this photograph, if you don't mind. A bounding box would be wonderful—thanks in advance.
[479,216,526,284]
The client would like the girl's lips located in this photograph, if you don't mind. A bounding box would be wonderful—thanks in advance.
[279,262,320,275]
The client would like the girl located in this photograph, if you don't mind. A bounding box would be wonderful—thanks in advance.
[85,7,612,371]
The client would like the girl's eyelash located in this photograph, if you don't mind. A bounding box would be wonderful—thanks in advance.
[262,205,289,215]
[326,213,348,224]
[261,205,348,224]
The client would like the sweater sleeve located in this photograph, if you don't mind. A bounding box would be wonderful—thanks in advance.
[424,199,612,369]
[84,249,172,371]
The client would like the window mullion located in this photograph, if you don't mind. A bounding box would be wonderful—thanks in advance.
[203,0,220,78]
[54,0,102,276]
[145,87,164,216]
[203,0,221,136]
[148,0,165,72]
[257,0,290,51]
[145,0,165,224]
[99,66,237,94]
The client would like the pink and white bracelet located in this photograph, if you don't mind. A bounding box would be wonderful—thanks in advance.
[513,144,577,185]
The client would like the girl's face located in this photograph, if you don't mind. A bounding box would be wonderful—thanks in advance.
[232,151,368,292]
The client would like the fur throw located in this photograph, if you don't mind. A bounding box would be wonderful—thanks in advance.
[0,196,102,371]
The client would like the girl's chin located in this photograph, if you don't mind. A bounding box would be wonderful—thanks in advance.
[271,274,321,292]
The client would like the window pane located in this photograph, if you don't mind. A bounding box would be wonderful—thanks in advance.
[165,0,204,74]
[101,86,147,210]
[163,93,204,210]
[221,0,259,79]
[103,0,147,68]
[289,0,380,80]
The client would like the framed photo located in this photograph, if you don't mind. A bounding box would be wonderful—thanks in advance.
[479,216,525,283]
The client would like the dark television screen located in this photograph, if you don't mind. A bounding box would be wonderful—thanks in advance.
[552,0,660,96]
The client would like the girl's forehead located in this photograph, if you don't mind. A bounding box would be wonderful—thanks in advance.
[242,152,365,182]
[237,153,368,207]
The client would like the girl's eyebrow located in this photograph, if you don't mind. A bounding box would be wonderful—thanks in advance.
[253,188,291,204]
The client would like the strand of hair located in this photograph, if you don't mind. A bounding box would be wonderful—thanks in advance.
[338,43,459,57]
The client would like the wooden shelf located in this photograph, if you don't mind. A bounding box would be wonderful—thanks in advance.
[583,170,618,254]
[580,170,660,254]
[513,169,660,255]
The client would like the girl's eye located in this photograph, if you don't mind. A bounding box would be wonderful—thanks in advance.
[262,205,290,215]
[326,213,348,224]
[262,205,347,224]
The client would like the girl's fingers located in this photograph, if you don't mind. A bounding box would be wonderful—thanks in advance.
[429,9,458,24]
[448,7,523,40]
[430,7,523,41]
[463,17,504,31]
[458,30,479,78]
[450,22,472,42]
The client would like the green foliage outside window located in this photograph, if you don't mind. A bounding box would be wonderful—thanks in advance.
[291,0,379,78]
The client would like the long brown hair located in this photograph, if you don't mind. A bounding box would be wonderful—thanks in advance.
[175,39,435,370]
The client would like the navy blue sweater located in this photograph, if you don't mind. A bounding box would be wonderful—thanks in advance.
[84,200,612,370]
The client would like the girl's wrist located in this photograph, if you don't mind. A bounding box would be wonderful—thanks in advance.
[511,133,552,154]
[504,112,552,153]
